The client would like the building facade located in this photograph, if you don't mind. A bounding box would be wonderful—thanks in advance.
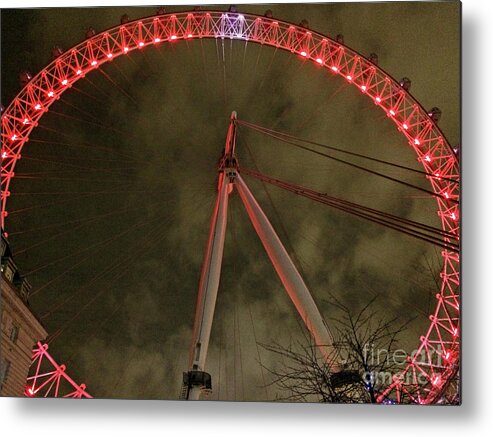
[1,234,47,397]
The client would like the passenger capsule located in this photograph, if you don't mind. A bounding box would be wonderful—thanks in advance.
[19,70,33,87]
[120,14,130,24]
[228,5,238,13]
[335,34,344,44]
[51,45,64,60]
[427,107,442,123]
[299,19,309,29]
[85,27,96,39]
[399,77,412,91]
[264,9,273,18]
[368,53,378,65]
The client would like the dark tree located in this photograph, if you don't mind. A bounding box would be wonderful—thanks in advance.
[261,295,412,403]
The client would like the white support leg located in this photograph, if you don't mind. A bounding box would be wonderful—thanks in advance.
[185,112,237,400]
[187,173,230,400]
[235,173,335,367]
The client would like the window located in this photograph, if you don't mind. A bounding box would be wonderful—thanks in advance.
[9,325,19,343]
[0,359,11,390]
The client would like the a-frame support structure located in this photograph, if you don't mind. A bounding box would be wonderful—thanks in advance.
[182,112,334,400]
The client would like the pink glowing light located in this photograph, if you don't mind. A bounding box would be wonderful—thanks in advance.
[170,35,177,40]
[107,53,113,58]
[331,66,338,72]
[414,138,421,145]
[154,38,161,43]
[47,91,54,98]
[61,79,68,85]
[402,123,409,130]
[123,46,129,53]
[76,69,82,75]
[91,60,98,66]
[2,151,8,159]
[424,155,431,162]
[138,41,145,47]
[360,85,367,91]
[346,75,352,81]
[389,109,396,116]
[300,51,307,57]
[34,103,42,110]
[450,212,457,220]
[316,58,323,64]
[22,118,29,125]
[187,33,194,38]
[11,134,17,141]
[375,96,381,103]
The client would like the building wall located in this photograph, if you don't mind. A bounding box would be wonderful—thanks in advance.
[1,240,48,397]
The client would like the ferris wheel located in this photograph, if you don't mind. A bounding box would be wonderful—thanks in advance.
[1,7,459,404]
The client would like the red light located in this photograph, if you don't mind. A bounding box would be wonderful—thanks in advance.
[361,85,367,91]
[2,151,8,159]
[346,75,352,81]
[300,51,307,57]
[402,123,409,130]
[76,69,82,75]
[34,103,42,110]
[187,33,193,38]
[11,134,17,141]
[444,351,451,360]
[91,60,98,66]
[444,192,449,199]
[61,79,68,85]
[138,41,145,47]
[424,154,431,162]
[432,376,440,386]
[375,96,381,103]
[22,118,29,125]
[453,327,458,336]
[123,47,129,53]
[154,38,161,43]
[450,212,457,220]
[389,109,396,116]
[316,58,323,64]
[47,91,54,97]
[414,138,421,145]
[170,35,177,40]
[331,66,338,72]
[107,53,113,58]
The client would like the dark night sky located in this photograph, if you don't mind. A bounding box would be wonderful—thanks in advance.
[1,2,459,400]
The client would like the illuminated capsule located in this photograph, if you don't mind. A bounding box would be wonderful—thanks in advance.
[427,107,442,123]
[51,45,64,60]
[368,52,378,65]
[335,34,344,44]
[228,5,238,13]
[264,9,273,18]
[299,19,309,29]
[156,6,166,15]
[120,14,130,24]
[19,70,33,87]
[399,77,412,91]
